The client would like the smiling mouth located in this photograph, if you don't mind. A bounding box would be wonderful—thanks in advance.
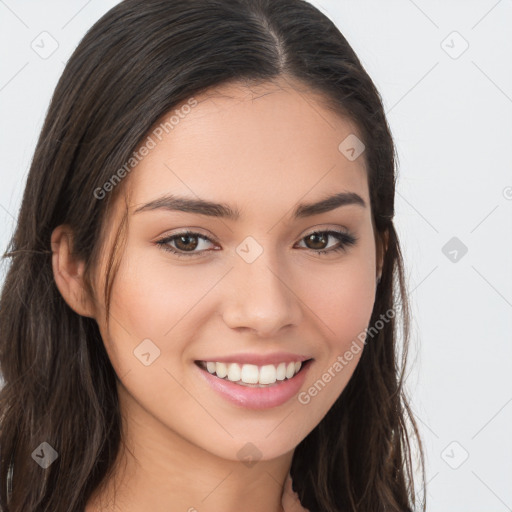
[195,359,313,387]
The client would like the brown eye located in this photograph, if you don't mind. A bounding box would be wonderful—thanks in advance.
[297,230,357,255]
[173,233,199,251]
[155,231,215,258]
[304,232,329,250]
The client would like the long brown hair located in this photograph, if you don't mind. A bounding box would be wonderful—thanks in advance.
[0,0,425,510]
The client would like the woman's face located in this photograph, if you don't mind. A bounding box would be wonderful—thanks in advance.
[90,78,381,462]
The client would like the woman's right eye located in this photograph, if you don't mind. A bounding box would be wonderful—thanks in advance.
[155,231,215,258]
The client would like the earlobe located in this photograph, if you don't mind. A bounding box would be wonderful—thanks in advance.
[51,224,95,318]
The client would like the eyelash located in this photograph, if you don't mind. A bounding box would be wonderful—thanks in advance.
[155,229,358,258]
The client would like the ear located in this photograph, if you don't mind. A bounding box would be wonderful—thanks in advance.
[51,224,96,318]
[375,228,389,281]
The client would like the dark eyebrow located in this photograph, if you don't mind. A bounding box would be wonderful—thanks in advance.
[133,195,240,219]
[132,191,366,219]
[293,191,366,217]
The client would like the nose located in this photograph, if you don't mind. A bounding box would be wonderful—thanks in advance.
[221,251,303,338]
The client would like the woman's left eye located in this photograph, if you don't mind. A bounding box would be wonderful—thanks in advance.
[155,229,358,258]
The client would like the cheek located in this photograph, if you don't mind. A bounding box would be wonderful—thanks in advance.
[97,248,198,377]
[296,252,376,412]
[96,249,209,429]
[295,288,372,428]
[323,275,375,348]
[107,247,211,339]
[304,249,376,350]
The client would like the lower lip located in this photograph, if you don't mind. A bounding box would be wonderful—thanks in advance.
[194,360,312,410]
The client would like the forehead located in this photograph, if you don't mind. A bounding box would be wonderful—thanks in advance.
[126,78,369,217]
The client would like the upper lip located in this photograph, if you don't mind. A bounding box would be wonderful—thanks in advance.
[196,352,312,366]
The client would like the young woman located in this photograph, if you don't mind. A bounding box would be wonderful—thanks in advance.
[0,0,425,510]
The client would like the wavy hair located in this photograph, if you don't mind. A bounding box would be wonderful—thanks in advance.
[0,0,425,510]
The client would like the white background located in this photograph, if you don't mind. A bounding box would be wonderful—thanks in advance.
[0,1,511,510]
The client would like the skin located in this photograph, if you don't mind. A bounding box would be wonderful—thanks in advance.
[51,77,385,512]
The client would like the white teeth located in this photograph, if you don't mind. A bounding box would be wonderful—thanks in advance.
[216,362,228,378]
[201,360,305,385]
[276,362,286,381]
[259,364,277,385]
[227,363,241,382]
[240,364,259,384]
[285,362,296,379]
